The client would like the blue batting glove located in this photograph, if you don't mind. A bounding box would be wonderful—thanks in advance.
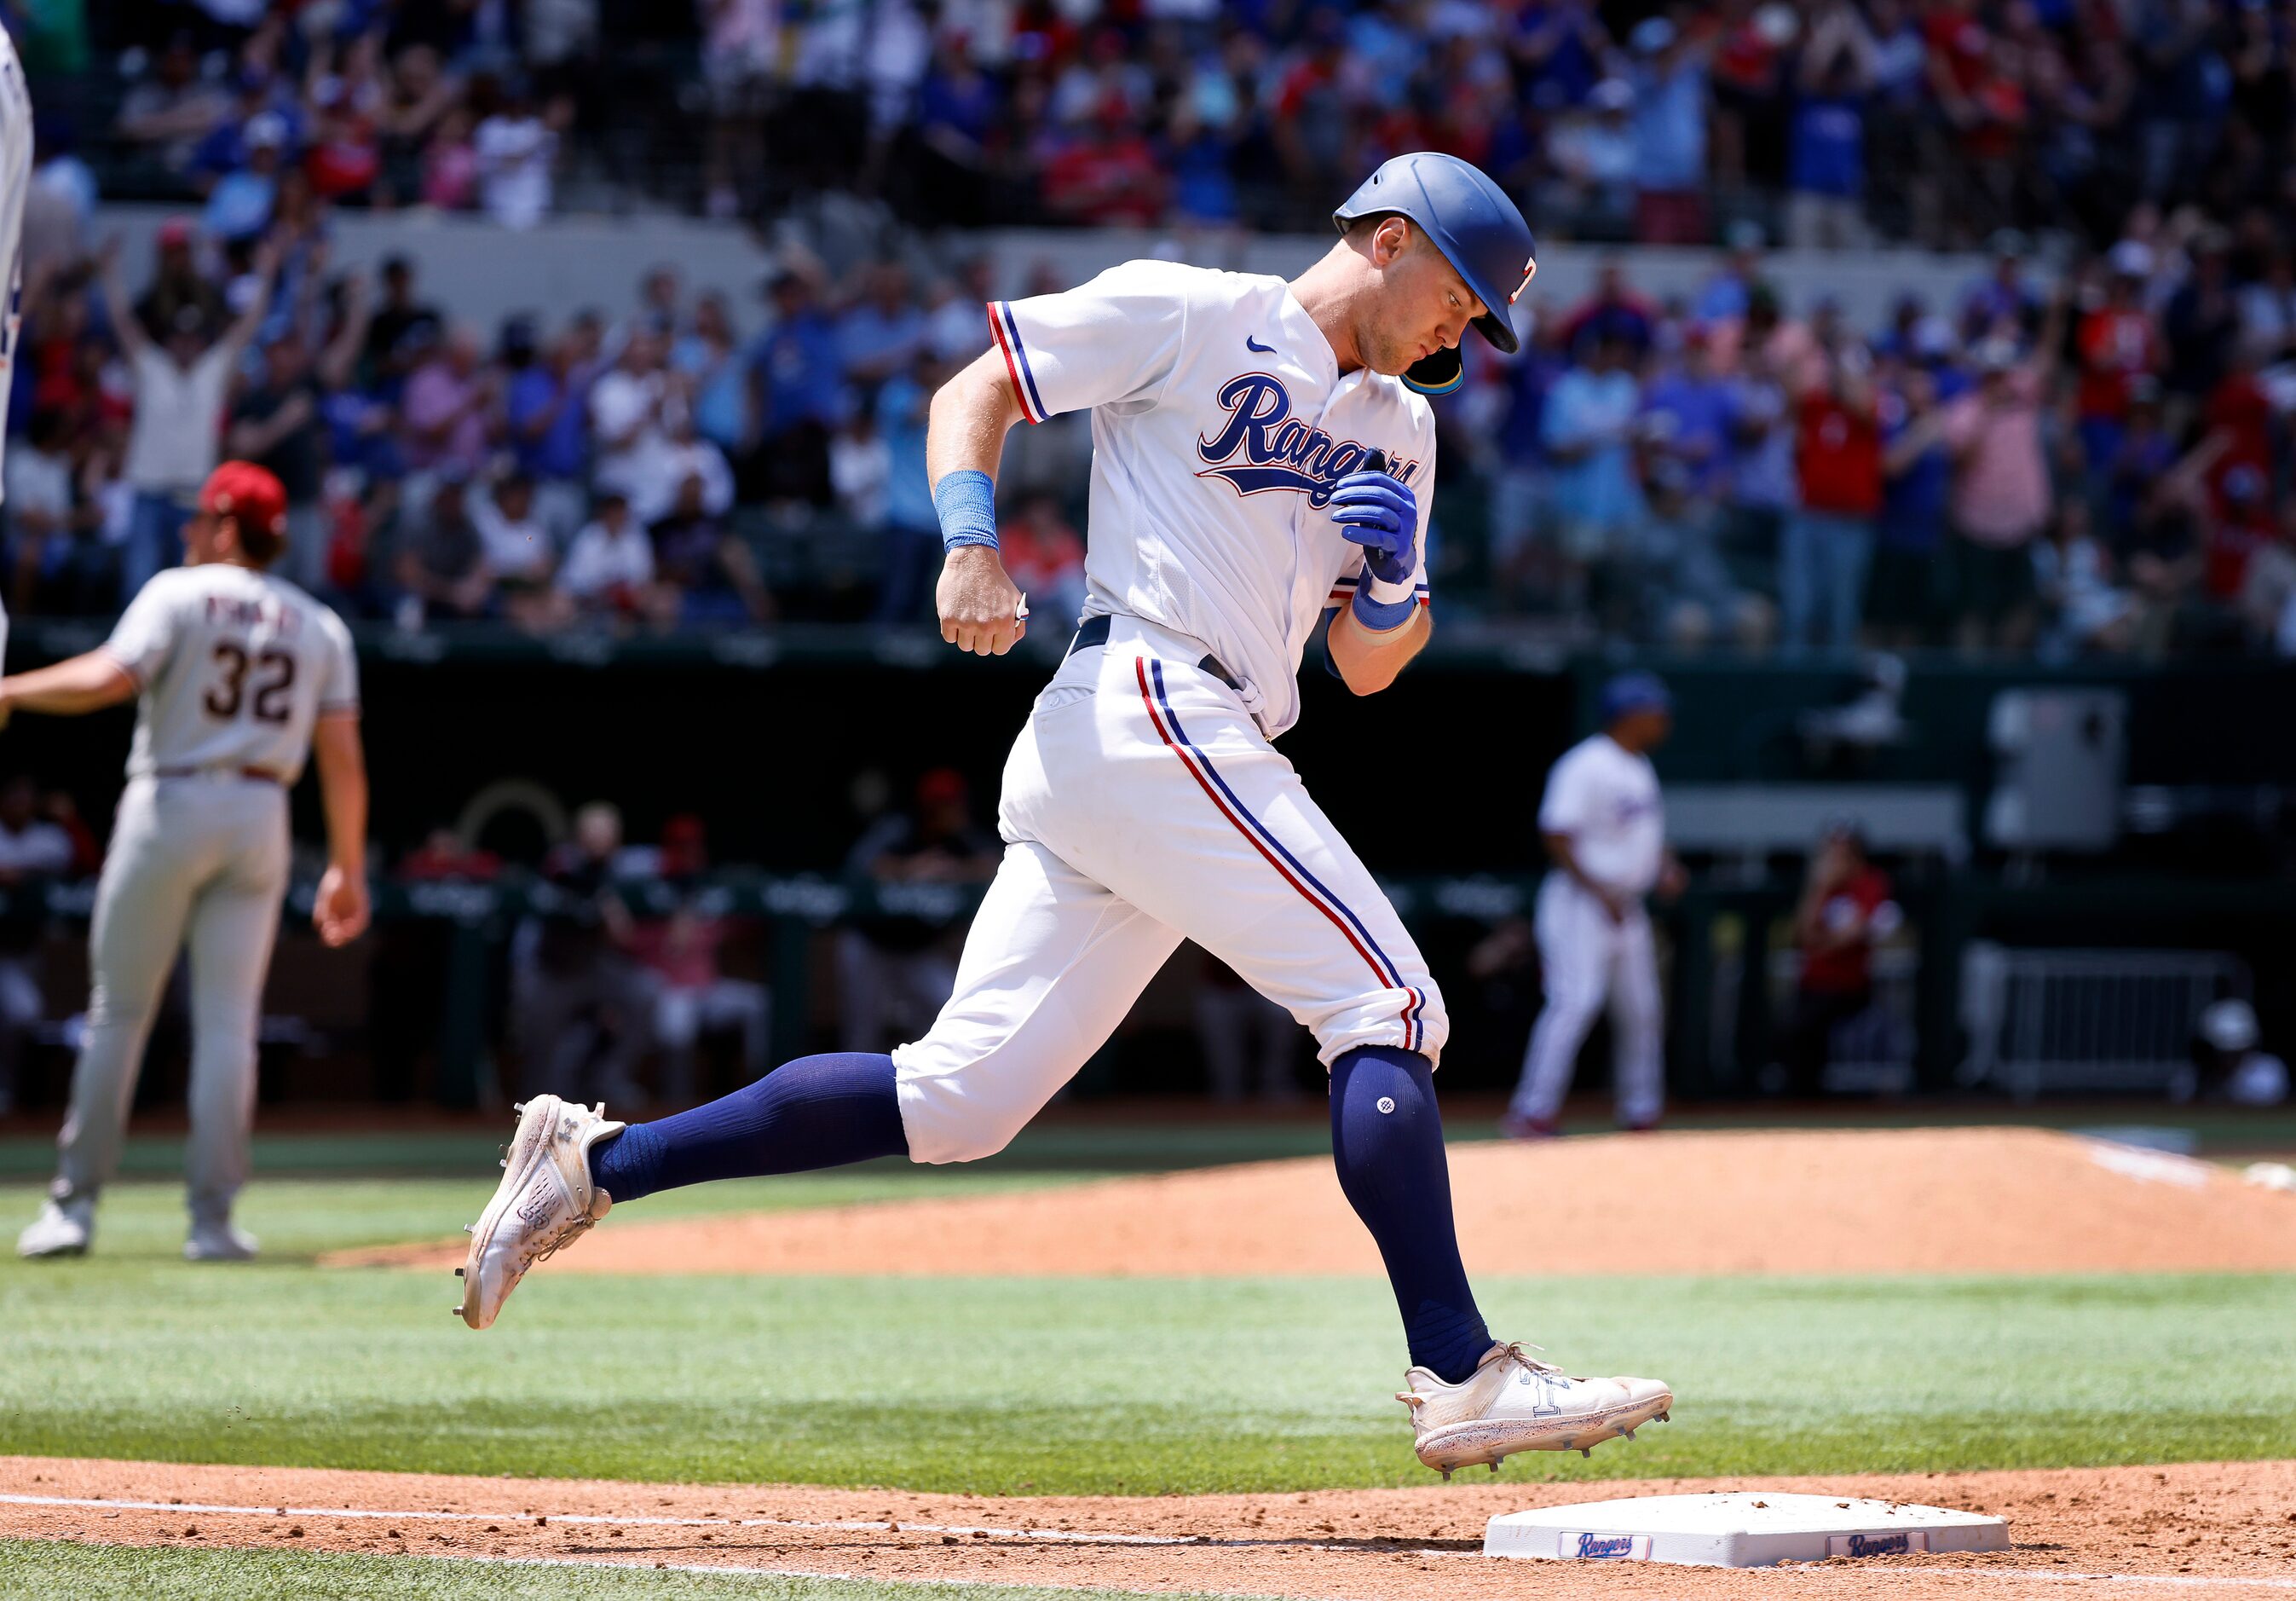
[1329,470,1418,587]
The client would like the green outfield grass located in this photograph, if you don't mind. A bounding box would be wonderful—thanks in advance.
[0,1541,1224,1601]
[1,1176,2291,1497]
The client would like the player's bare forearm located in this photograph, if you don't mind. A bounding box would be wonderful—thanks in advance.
[927,350,1031,656]
[311,714,368,876]
[1327,604,1430,695]
[0,651,139,723]
[310,714,372,946]
[926,348,1026,482]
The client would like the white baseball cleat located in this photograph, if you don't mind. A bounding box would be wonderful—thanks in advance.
[1397,1342,1673,1478]
[184,1219,259,1262]
[457,1095,624,1330]
[17,1196,93,1259]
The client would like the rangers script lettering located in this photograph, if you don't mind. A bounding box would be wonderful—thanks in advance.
[1195,373,1422,506]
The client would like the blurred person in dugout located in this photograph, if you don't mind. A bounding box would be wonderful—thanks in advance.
[1195,953,1301,1105]
[1503,675,1685,1138]
[625,815,769,1104]
[2172,1000,2288,1108]
[836,769,999,1055]
[511,801,648,1106]
[1779,821,1901,1098]
[0,777,81,1115]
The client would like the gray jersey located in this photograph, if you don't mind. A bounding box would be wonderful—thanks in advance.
[101,564,359,783]
[0,28,31,512]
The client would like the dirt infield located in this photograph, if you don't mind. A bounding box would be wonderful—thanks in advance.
[337,1128,2296,1279]
[5,1454,2293,1598]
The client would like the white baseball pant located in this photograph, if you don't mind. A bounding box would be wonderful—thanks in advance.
[51,775,288,1222]
[1508,874,1664,1127]
[894,615,1445,1164]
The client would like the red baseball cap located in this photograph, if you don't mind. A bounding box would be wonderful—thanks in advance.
[199,460,288,537]
[156,217,196,248]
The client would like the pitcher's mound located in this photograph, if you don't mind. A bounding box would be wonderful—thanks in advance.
[340,1126,2296,1279]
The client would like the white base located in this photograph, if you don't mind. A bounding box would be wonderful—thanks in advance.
[1484,1491,2010,1568]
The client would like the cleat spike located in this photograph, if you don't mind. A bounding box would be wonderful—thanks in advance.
[1657,1411,1670,1423]
[499,1159,507,1168]
[1489,1459,1502,1473]
[514,1102,526,1113]
[1621,1427,1635,1442]
[1439,1467,1452,1483]
[454,1267,464,1277]
[463,1224,474,1234]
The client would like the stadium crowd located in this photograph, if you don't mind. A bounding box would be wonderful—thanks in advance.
[4,194,2293,657]
[14,0,2287,246]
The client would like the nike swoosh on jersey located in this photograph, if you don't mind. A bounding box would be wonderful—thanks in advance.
[1244,336,1275,354]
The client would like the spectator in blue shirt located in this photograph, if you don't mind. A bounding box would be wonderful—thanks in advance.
[1640,325,1737,498]
[836,263,928,401]
[747,270,844,506]
[506,318,599,542]
[913,44,1002,226]
[672,291,750,454]
[1628,17,1713,244]
[1560,258,1656,361]
[203,113,290,242]
[190,71,301,187]
[1868,365,1953,647]
[1509,2,1610,111]
[1541,331,1645,608]
[873,353,949,625]
[1489,321,1567,604]
[1787,6,1876,249]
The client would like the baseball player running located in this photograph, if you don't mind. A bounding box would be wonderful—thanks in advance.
[459,153,1670,1477]
[13,462,370,1262]
[1503,673,1682,1138]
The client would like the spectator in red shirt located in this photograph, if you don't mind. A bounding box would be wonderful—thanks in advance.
[2200,337,2275,503]
[997,492,1087,634]
[1782,823,1901,1098]
[1783,344,1883,654]
[1039,110,1164,228]
[2074,240,2163,472]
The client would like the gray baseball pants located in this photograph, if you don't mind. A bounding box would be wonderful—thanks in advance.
[51,774,287,1224]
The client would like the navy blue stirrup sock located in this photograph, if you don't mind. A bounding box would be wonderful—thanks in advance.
[1330,1045,1492,1386]
[588,1052,908,1204]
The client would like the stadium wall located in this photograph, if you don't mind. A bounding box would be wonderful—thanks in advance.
[96,205,1993,333]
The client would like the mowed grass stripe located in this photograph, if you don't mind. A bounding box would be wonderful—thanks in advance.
[3,1245,2290,1494]
[0,1540,1235,1601]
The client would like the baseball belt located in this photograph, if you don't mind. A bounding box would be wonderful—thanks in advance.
[1065,613,1246,696]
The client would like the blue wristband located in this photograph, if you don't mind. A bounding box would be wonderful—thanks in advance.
[1350,586,1418,631]
[932,469,999,552]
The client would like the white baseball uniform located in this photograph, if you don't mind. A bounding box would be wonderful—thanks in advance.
[1508,731,1666,1128]
[0,28,34,667]
[894,261,1439,1163]
[49,564,358,1224]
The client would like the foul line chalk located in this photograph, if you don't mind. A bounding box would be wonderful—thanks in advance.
[5,1494,2293,1591]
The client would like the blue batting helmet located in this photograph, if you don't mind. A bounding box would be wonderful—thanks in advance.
[1333,152,1537,358]
[1599,673,1673,725]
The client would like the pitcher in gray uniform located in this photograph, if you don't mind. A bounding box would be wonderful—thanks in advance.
[6,462,370,1261]
[0,25,39,668]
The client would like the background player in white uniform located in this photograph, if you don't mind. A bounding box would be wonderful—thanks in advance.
[0,26,36,668]
[1503,673,1683,1137]
[458,153,1673,1480]
[10,462,371,1262]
